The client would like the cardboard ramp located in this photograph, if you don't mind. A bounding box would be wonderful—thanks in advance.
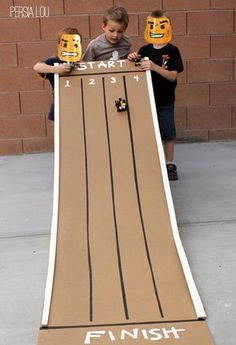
[37,60,214,345]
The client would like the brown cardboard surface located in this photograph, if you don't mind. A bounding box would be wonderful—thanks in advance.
[37,60,214,344]
[38,321,214,345]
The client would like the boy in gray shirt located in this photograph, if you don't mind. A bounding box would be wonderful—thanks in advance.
[83,6,131,61]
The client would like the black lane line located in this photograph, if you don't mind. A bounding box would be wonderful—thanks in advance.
[66,70,144,78]
[122,75,164,318]
[41,318,199,330]
[81,78,93,322]
[102,77,129,320]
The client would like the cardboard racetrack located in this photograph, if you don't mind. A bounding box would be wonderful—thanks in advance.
[37,60,215,345]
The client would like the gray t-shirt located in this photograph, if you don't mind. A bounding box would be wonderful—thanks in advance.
[83,33,131,61]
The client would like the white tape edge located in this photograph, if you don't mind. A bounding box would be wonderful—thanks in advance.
[41,65,60,326]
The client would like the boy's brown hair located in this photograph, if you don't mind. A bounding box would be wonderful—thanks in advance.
[103,6,129,29]
[57,27,82,44]
[150,10,171,23]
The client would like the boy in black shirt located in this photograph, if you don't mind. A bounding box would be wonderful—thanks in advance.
[129,10,184,180]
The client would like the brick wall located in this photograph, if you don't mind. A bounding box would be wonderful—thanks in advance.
[0,0,235,155]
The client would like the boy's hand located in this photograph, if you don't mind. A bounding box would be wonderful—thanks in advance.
[57,63,73,74]
[128,52,138,61]
[140,59,155,71]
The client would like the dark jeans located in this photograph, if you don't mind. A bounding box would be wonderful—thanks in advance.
[156,104,176,140]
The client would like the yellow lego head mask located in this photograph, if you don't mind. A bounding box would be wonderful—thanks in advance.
[145,16,172,44]
[58,34,82,63]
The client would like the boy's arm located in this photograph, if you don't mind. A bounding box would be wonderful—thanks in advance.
[33,62,72,74]
[83,41,95,61]
[140,59,178,82]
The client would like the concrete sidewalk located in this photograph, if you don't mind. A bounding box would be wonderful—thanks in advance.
[0,141,235,345]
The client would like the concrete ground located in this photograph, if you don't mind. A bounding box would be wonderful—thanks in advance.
[0,141,235,345]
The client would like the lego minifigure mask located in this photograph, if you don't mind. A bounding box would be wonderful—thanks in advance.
[58,34,82,63]
[145,16,172,44]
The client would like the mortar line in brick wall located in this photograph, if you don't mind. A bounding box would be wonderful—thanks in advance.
[88,15,91,39]
[20,139,24,153]
[18,91,22,114]
[39,18,43,40]
[15,42,19,67]
[137,14,140,36]
[62,0,66,15]
[186,11,189,35]
[209,83,212,107]
[234,10,236,32]
[186,60,189,84]
[209,34,212,58]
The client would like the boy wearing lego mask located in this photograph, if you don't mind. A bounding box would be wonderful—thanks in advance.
[129,10,184,181]
[33,27,82,121]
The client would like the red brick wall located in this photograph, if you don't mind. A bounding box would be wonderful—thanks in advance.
[0,0,235,154]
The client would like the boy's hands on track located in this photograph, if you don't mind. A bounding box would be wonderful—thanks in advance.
[57,63,73,74]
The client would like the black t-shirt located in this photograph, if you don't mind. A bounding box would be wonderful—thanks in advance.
[138,43,184,106]
[41,56,62,120]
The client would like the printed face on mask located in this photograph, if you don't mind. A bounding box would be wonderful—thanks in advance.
[144,16,172,44]
[58,34,82,63]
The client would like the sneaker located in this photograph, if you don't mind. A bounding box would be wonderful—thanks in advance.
[166,163,178,181]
